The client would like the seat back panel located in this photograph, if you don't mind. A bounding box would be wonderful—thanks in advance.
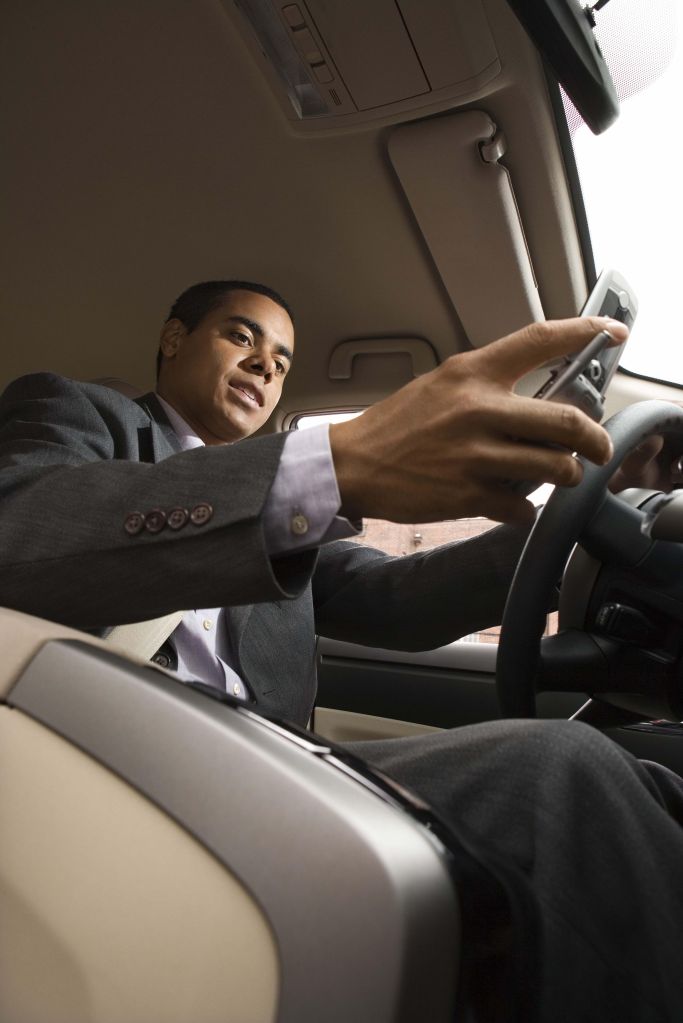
[0,707,278,1023]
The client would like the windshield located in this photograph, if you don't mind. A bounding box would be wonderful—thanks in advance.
[565,0,681,384]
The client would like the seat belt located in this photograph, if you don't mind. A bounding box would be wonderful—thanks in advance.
[106,611,186,661]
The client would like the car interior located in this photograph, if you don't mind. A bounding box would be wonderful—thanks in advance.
[2,1,682,1020]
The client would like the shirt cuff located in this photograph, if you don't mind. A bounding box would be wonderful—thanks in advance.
[262,425,360,556]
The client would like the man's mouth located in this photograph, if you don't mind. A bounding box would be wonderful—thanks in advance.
[229,382,263,408]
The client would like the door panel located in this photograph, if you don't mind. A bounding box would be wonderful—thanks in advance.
[315,637,683,776]
[315,637,583,733]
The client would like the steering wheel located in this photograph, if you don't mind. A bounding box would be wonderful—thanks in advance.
[496,400,683,721]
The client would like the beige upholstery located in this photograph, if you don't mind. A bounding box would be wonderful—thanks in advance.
[1,607,460,1021]
[0,608,171,701]
[313,706,442,742]
[105,610,187,661]
[0,609,278,1022]
[0,708,278,1023]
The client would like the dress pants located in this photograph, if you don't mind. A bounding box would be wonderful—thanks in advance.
[347,719,683,1022]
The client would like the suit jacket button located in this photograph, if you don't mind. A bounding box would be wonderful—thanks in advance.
[124,512,145,536]
[190,502,213,526]
[168,507,189,530]
[145,509,167,533]
[152,653,171,668]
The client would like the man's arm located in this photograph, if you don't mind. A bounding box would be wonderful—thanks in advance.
[312,521,532,651]
[0,374,315,627]
[309,317,629,651]
[0,318,627,631]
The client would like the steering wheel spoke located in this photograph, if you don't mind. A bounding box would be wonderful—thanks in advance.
[580,491,652,565]
[537,629,612,694]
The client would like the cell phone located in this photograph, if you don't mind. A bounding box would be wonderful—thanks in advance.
[512,269,637,495]
[532,268,637,423]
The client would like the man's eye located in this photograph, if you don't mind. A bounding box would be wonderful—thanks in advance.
[275,361,286,375]
[231,331,252,346]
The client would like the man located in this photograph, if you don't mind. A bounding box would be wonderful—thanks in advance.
[0,280,681,1021]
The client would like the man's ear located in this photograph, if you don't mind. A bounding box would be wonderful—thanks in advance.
[159,319,186,359]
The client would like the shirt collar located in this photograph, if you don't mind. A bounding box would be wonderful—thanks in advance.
[155,395,205,451]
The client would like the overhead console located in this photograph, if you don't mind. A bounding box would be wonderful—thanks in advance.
[228,0,502,131]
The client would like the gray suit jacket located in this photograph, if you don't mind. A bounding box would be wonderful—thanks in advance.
[0,373,529,723]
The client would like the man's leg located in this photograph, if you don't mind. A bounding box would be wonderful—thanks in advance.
[347,719,683,1022]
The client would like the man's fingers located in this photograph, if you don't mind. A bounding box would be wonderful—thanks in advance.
[471,441,584,489]
[474,316,629,385]
[490,393,613,467]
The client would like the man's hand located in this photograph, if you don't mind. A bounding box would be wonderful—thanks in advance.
[330,316,629,526]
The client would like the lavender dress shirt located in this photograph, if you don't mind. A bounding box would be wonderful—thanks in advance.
[156,396,356,696]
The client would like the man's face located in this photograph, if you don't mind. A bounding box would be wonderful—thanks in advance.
[157,290,294,444]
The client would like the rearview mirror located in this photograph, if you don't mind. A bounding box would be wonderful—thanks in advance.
[506,0,619,133]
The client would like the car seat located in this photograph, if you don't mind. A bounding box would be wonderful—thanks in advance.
[0,607,460,1023]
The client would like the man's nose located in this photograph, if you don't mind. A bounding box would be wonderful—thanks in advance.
[244,351,275,381]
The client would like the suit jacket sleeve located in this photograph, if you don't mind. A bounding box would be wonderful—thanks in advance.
[312,521,531,651]
[0,373,317,628]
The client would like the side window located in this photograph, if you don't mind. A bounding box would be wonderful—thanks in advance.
[293,412,558,643]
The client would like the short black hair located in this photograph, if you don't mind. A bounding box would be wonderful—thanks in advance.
[156,280,294,379]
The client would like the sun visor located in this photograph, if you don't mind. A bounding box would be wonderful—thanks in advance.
[388,111,544,348]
